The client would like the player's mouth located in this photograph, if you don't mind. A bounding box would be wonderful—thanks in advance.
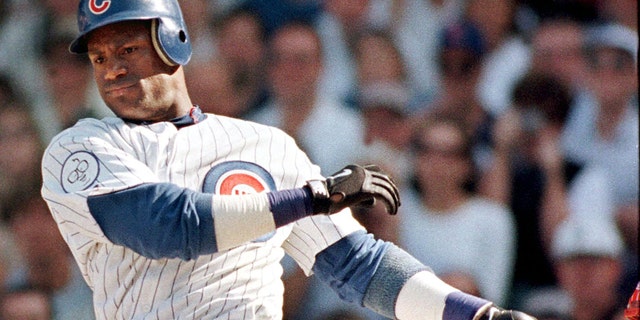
[105,82,137,96]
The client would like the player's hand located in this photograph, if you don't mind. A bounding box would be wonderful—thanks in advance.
[305,164,400,215]
[478,306,538,320]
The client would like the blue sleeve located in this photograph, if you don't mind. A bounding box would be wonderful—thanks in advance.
[87,183,216,260]
[312,230,390,305]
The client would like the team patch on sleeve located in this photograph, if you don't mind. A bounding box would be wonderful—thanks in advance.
[60,151,100,193]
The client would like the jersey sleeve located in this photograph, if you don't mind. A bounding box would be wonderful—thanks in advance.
[41,119,161,256]
[282,209,366,275]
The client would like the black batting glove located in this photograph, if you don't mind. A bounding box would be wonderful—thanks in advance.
[305,164,400,215]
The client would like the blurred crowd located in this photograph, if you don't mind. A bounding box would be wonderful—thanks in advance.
[0,0,637,319]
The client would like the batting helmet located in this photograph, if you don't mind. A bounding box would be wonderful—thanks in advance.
[69,0,192,66]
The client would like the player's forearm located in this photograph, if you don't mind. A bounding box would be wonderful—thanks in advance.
[212,188,315,251]
[362,244,492,320]
[87,183,317,260]
[312,232,493,320]
[392,271,492,320]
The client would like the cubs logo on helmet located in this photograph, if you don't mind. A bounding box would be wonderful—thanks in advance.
[88,0,111,14]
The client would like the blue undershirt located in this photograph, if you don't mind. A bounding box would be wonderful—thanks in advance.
[87,183,314,260]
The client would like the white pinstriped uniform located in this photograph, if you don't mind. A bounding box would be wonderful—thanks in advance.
[41,114,364,319]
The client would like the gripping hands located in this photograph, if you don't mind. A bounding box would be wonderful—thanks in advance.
[305,164,400,215]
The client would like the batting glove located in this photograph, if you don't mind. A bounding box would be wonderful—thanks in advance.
[305,164,400,215]
[478,306,538,320]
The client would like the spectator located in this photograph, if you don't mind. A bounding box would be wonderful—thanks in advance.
[179,0,217,64]
[562,24,638,230]
[0,0,58,141]
[196,5,269,118]
[420,19,496,173]
[463,0,531,116]
[40,21,106,131]
[561,23,638,207]
[27,0,109,140]
[356,81,415,189]
[0,0,112,142]
[560,22,639,298]
[367,0,466,100]
[351,81,415,248]
[547,217,627,320]
[182,2,256,119]
[185,57,247,118]
[352,29,407,89]
[0,105,45,211]
[315,0,372,101]
[479,73,578,303]
[348,28,417,109]
[0,286,53,320]
[247,20,365,175]
[528,18,588,93]
[562,23,638,164]
[4,192,94,320]
[0,76,41,210]
[400,115,516,306]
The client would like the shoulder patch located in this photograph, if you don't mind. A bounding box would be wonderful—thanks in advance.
[203,161,276,195]
[61,151,100,193]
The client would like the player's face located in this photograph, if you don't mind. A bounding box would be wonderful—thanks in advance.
[86,21,189,122]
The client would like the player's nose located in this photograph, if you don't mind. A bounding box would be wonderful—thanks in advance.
[103,57,128,81]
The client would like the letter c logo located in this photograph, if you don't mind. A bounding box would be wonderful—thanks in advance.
[89,0,111,15]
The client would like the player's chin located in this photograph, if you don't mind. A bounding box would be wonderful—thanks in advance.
[106,102,148,122]
[113,104,174,124]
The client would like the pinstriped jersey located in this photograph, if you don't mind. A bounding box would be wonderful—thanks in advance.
[41,114,364,319]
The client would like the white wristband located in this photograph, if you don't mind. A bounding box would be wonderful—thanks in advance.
[395,271,458,320]
[212,193,275,251]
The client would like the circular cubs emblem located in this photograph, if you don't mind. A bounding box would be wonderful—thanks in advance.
[203,161,276,195]
[61,151,100,193]
[88,0,111,14]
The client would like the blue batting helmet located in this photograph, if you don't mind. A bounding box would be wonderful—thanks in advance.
[69,0,192,66]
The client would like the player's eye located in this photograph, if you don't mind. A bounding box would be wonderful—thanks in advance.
[91,56,105,65]
[122,47,137,55]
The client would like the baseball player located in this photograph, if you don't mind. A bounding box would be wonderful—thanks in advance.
[40,1,537,319]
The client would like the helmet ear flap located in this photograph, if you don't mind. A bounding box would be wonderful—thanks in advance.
[150,18,191,66]
[151,19,177,67]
